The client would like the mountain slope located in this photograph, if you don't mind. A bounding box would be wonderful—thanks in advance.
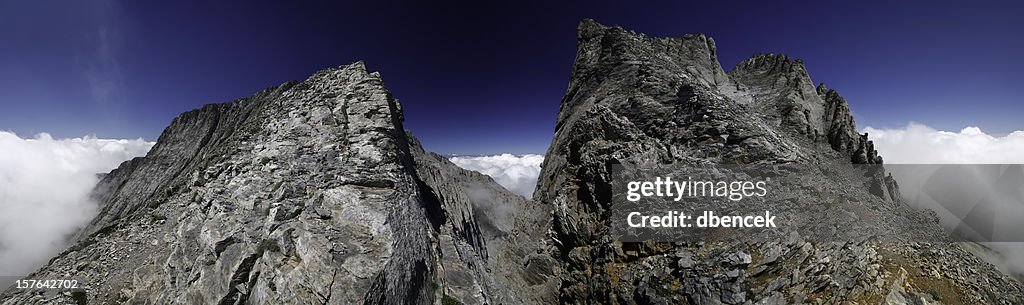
[0,63,538,305]
[531,19,1023,304]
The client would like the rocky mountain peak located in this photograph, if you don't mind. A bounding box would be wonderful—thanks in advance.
[3,56,558,304]
[728,51,886,164]
[731,53,808,80]
[533,19,1022,304]
[555,20,881,167]
[572,20,726,87]
[559,20,748,136]
[76,61,412,240]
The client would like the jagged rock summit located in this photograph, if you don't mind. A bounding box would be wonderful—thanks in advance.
[531,19,1023,304]
[1,62,547,304]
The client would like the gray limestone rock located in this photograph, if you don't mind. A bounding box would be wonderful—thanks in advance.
[3,18,1022,305]
[0,62,543,305]
[531,19,1024,304]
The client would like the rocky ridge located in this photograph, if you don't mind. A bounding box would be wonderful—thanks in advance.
[0,62,544,305]
[530,19,1023,304]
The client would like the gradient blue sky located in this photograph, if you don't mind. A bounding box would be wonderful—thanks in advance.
[2,0,1022,154]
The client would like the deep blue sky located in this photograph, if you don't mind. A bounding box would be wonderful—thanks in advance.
[2,0,1022,154]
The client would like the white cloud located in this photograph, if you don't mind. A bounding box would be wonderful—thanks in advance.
[0,131,152,277]
[864,123,1024,164]
[449,154,544,198]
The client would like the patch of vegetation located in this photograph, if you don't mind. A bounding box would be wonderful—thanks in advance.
[149,213,167,222]
[95,224,118,236]
[70,291,87,305]
[927,288,941,301]
[920,249,938,259]
[65,226,116,253]
[441,295,463,305]
[257,203,271,217]
[147,199,165,208]
[165,185,178,197]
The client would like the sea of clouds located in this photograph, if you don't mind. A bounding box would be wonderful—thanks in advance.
[0,132,153,277]
[449,154,544,198]
[865,123,1024,164]
[866,123,1024,279]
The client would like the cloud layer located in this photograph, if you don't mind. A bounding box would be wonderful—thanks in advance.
[864,123,1024,164]
[449,154,544,198]
[0,132,152,277]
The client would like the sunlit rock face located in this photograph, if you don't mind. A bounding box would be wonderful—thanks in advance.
[0,62,547,305]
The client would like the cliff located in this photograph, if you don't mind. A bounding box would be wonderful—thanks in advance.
[531,19,1022,304]
[1,63,541,304]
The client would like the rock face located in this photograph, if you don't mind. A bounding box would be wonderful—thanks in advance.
[3,19,1023,305]
[532,19,1024,304]
[408,136,558,305]
[0,62,545,305]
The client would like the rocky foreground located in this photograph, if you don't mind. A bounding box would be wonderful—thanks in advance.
[3,20,1022,304]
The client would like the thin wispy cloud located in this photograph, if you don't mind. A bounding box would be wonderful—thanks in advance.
[82,0,124,105]
[85,25,122,104]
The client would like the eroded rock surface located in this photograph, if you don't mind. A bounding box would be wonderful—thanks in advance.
[0,62,542,305]
[531,19,1024,304]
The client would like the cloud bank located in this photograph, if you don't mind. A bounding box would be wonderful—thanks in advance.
[449,154,544,198]
[865,123,1024,280]
[0,132,152,277]
[864,123,1024,164]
